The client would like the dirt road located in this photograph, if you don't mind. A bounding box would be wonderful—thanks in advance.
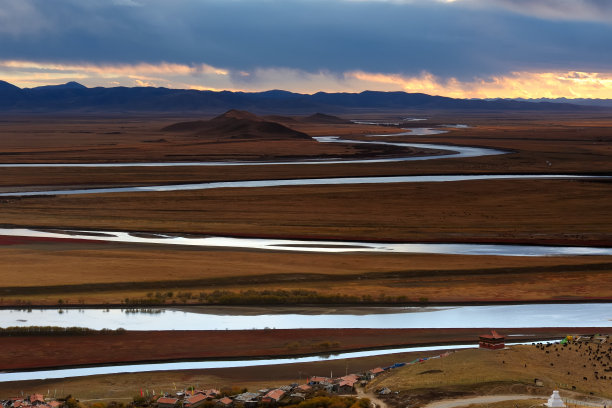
[423,394,541,408]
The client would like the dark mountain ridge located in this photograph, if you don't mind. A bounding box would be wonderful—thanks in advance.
[0,80,607,113]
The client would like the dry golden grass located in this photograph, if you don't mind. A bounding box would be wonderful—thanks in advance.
[1,180,611,244]
[370,344,612,398]
[1,241,611,304]
[0,347,449,400]
[1,113,612,304]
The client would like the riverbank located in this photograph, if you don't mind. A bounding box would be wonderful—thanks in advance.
[1,231,612,307]
[2,327,609,371]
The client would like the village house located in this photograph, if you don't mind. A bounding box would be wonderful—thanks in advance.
[289,392,306,401]
[234,392,260,408]
[296,384,311,392]
[308,376,332,386]
[183,393,208,408]
[367,367,385,379]
[216,397,233,407]
[261,389,285,405]
[337,374,359,393]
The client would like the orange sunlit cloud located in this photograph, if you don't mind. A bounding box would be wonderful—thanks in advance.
[347,70,612,99]
[3,59,612,99]
[0,60,229,89]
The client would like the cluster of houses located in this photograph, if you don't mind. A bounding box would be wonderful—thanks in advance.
[155,368,387,408]
[1,394,62,408]
[1,351,458,408]
[150,356,454,408]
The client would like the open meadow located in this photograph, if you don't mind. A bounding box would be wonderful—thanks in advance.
[0,112,611,305]
[1,111,611,402]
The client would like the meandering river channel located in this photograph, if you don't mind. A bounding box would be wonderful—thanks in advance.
[1,127,610,383]
[2,227,612,256]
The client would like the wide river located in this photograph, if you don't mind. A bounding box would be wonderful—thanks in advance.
[1,303,609,382]
[2,304,610,331]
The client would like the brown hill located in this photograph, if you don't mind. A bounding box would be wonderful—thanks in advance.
[162,109,310,140]
[301,112,351,124]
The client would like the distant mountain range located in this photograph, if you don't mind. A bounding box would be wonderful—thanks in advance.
[510,97,612,108]
[0,80,609,113]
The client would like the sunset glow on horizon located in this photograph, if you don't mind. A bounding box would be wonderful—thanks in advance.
[4,59,612,100]
[1,0,611,99]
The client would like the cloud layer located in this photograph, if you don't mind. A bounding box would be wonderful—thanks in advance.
[0,0,611,97]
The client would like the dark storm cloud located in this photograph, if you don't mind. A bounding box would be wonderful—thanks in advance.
[1,0,611,80]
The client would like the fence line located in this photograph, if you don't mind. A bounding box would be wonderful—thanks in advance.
[564,398,612,408]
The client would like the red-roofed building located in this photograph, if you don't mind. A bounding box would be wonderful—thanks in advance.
[184,393,207,408]
[156,397,178,408]
[368,367,385,379]
[48,402,61,408]
[337,380,356,394]
[340,374,359,383]
[308,376,331,385]
[297,384,311,392]
[29,395,44,405]
[262,389,285,404]
[217,397,233,407]
[479,330,505,350]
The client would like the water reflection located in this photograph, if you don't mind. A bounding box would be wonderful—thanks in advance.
[1,303,610,331]
[1,227,611,256]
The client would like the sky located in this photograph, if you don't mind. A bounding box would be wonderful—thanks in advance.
[1,0,612,98]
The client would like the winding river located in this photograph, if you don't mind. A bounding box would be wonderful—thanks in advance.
[2,227,612,256]
[0,129,610,255]
[0,343,479,382]
[0,135,505,168]
[1,126,610,383]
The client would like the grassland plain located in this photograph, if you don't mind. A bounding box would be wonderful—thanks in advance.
[0,112,612,305]
[0,347,450,401]
[369,343,612,405]
[3,328,602,371]
[3,341,612,404]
